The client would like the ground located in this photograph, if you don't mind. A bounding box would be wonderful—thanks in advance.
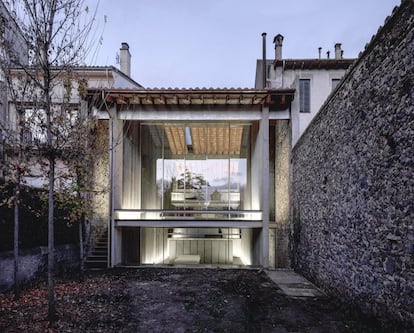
[0,268,409,332]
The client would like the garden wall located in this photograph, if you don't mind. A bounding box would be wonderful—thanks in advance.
[292,0,413,326]
[0,244,80,292]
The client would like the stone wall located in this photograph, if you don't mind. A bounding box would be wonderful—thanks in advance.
[292,0,414,326]
[89,119,110,253]
[0,244,80,292]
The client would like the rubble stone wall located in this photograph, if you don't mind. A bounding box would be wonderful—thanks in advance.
[292,0,414,325]
[0,244,80,292]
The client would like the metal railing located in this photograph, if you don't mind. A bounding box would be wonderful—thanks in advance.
[114,209,262,221]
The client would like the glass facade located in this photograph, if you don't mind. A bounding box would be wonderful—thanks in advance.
[119,120,262,266]
[123,121,256,217]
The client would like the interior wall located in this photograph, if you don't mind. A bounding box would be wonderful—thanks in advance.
[122,121,141,209]
[250,121,261,210]
[169,238,233,264]
[140,227,168,264]
[140,125,161,209]
[240,228,253,265]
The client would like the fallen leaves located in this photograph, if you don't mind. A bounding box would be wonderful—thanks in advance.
[0,272,132,332]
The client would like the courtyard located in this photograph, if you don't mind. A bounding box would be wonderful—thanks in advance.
[0,268,405,332]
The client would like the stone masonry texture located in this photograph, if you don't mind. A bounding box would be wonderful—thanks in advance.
[292,0,414,326]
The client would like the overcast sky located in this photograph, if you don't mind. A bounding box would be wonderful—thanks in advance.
[87,0,400,88]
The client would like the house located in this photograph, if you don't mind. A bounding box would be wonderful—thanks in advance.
[0,0,28,174]
[0,6,353,270]
[86,86,295,268]
[84,36,356,269]
[1,42,142,255]
[255,34,355,145]
[2,43,141,185]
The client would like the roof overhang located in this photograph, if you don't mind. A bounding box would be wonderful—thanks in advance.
[87,88,295,110]
[273,59,355,70]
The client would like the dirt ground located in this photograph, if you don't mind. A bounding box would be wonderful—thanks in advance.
[0,268,409,332]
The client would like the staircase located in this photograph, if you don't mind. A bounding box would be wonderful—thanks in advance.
[85,229,108,269]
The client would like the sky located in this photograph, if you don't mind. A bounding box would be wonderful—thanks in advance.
[86,0,400,89]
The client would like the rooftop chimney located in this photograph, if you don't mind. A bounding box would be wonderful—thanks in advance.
[120,42,131,76]
[273,34,284,61]
[334,43,342,59]
[262,32,267,88]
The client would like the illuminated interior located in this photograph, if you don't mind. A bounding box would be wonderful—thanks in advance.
[119,121,262,266]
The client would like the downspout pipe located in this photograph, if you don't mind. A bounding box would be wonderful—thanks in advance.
[262,32,267,89]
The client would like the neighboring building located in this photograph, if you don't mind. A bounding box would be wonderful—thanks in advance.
[86,87,295,268]
[3,43,141,185]
[255,34,355,145]
[0,1,28,66]
[2,43,142,256]
[0,1,28,174]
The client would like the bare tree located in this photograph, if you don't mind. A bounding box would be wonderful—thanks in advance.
[1,0,100,320]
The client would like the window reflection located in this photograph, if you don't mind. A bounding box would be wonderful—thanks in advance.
[142,122,250,212]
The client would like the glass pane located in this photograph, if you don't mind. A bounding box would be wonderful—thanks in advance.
[141,122,252,214]
[140,124,163,209]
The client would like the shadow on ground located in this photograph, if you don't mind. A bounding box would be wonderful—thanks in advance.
[0,268,410,332]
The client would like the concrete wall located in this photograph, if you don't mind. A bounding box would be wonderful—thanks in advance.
[292,0,413,326]
[0,244,80,292]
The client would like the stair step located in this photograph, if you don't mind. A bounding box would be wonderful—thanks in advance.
[88,256,107,260]
[92,250,107,255]
[85,228,109,270]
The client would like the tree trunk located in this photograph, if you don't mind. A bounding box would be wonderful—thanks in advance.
[79,217,84,272]
[47,157,56,321]
[14,113,24,300]
[46,71,56,320]
[13,180,20,300]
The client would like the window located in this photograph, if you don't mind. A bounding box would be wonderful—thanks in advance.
[332,78,341,91]
[24,107,79,145]
[25,108,47,144]
[299,79,311,113]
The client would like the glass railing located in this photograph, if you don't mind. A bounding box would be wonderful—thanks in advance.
[114,209,262,221]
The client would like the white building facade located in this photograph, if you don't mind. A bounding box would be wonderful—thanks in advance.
[87,87,295,268]
[255,34,355,145]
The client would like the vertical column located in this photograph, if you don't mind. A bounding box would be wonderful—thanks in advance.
[261,106,270,268]
[274,120,291,267]
[108,106,123,267]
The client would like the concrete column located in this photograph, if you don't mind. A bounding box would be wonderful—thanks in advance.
[108,106,123,267]
[274,120,291,267]
[260,106,270,268]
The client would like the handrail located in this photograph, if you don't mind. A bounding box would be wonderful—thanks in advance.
[114,209,262,221]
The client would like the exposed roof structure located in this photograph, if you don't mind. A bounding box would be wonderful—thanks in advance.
[88,88,295,108]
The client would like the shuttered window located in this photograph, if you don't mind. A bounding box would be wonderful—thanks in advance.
[299,79,311,113]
